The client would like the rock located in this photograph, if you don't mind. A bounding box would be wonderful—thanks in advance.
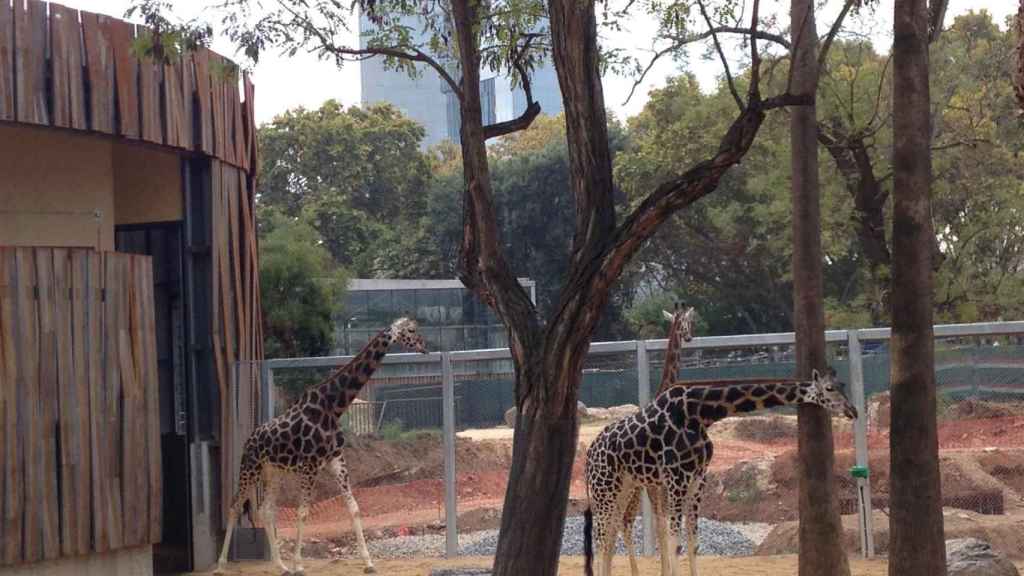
[586,407,611,420]
[946,538,1020,576]
[503,407,517,428]
[505,401,587,428]
[607,404,640,419]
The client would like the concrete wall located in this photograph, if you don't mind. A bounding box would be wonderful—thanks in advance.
[0,124,115,250]
[0,546,152,576]
[0,125,184,249]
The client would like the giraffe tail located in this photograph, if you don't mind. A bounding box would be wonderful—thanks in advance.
[583,506,594,576]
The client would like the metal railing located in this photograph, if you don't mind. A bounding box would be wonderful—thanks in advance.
[259,320,1024,559]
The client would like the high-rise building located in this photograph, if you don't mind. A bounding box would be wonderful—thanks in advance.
[359,14,564,149]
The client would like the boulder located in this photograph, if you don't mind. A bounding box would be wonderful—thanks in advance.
[946,538,1020,576]
[506,401,588,428]
[607,404,640,419]
[503,407,517,428]
[585,407,612,420]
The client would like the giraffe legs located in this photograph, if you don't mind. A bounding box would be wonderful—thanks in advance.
[621,488,641,576]
[257,470,290,575]
[215,467,258,574]
[329,457,376,573]
[291,472,316,575]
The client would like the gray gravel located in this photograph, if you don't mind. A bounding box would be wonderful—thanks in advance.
[364,516,767,560]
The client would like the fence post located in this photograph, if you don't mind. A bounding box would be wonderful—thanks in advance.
[847,329,875,558]
[636,341,655,556]
[441,352,458,558]
[262,365,275,423]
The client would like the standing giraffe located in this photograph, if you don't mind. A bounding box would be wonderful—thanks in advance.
[583,368,857,576]
[615,302,697,575]
[215,317,427,575]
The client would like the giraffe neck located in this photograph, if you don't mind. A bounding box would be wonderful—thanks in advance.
[671,379,814,425]
[657,318,686,394]
[314,327,395,416]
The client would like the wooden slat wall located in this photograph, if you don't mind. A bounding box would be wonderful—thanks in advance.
[211,162,262,522]
[0,2,256,173]
[0,248,162,566]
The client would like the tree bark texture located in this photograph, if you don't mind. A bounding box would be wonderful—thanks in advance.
[889,0,946,573]
[1016,0,1024,113]
[791,0,852,573]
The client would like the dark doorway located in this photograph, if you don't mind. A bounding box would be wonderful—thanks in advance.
[115,224,192,574]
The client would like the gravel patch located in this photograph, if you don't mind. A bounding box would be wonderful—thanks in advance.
[365,516,763,560]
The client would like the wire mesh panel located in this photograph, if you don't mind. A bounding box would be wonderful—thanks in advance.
[861,334,1024,536]
[259,356,451,563]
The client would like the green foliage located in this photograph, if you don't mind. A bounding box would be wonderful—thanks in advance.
[258,100,432,277]
[125,1,212,64]
[615,12,1024,334]
[259,210,349,360]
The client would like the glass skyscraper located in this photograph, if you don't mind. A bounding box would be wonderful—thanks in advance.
[359,14,564,149]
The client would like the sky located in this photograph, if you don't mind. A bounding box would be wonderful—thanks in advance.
[61,0,1016,126]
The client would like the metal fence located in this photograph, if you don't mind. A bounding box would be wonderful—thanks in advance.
[255,320,1024,560]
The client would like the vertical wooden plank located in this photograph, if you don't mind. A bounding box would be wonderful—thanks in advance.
[193,48,213,154]
[15,249,41,562]
[230,79,244,167]
[163,62,181,148]
[14,0,47,125]
[87,251,108,553]
[243,74,257,173]
[109,19,139,139]
[0,248,23,565]
[140,258,162,543]
[103,253,124,550]
[0,0,13,121]
[209,54,226,162]
[50,4,87,130]
[127,255,148,547]
[52,250,78,557]
[69,250,92,556]
[35,250,61,563]
[139,54,162,144]
[118,262,138,548]
[179,55,194,149]
[81,11,115,134]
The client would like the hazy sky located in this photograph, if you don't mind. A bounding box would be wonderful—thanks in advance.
[61,1,1016,125]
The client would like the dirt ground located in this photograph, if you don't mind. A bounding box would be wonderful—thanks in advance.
[263,405,1024,562]
[200,554,901,575]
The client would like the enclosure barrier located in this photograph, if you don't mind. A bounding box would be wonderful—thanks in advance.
[262,320,1024,559]
[0,247,162,566]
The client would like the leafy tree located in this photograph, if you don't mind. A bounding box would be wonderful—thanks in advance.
[258,100,432,276]
[134,1,829,573]
[258,209,349,362]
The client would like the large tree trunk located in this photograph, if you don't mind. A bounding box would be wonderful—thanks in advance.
[790,0,852,573]
[889,0,946,573]
[1016,0,1024,113]
[492,365,581,575]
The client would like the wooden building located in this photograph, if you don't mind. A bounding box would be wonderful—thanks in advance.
[0,2,262,573]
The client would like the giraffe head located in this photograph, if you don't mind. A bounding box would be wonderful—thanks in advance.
[804,367,858,419]
[389,317,428,353]
[661,301,697,342]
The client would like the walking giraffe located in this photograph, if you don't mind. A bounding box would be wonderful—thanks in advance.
[583,368,857,576]
[215,317,427,575]
[616,303,696,575]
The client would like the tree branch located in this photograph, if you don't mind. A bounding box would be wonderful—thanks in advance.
[817,0,857,70]
[484,33,542,139]
[697,0,744,112]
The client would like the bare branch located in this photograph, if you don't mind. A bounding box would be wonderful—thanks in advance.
[748,0,762,100]
[666,26,792,50]
[697,0,744,112]
[817,0,857,70]
[484,32,542,139]
[278,1,463,97]
[623,43,679,105]
[928,0,949,43]
[930,137,992,152]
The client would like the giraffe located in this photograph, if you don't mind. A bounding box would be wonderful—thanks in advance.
[215,317,428,575]
[615,302,697,575]
[583,368,857,576]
